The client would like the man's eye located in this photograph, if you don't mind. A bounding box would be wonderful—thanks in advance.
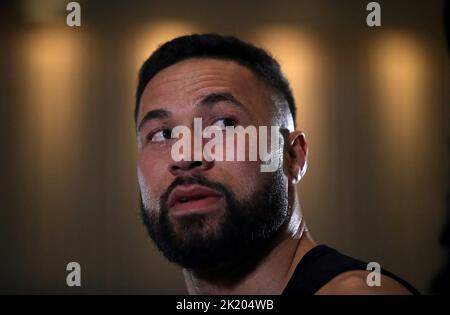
[212,117,237,130]
[149,129,172,142]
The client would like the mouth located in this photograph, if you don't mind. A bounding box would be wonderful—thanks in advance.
[168,184,224,216]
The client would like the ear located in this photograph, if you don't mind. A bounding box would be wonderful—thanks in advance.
[287,131,308,184]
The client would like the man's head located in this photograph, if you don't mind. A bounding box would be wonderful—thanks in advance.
[135,34,308,270]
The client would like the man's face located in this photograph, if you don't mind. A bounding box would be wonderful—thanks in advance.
[136,58,289,269]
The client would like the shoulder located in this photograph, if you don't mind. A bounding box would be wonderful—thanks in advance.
[315,270,413,295]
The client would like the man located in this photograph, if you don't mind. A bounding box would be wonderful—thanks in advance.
[135,34,418,294]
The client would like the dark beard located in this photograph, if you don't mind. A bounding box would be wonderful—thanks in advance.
[140,169,288,271]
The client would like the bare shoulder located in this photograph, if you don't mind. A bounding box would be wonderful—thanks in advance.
[315,270,413,295]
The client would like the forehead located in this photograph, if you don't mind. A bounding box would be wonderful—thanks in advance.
[138,58,273,122]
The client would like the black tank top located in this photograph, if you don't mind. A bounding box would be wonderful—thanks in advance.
[282,245,420,295]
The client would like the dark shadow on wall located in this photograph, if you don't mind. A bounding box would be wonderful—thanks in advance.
[431,0,450,294]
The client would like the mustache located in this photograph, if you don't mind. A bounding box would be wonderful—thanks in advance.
[159,173,232,209]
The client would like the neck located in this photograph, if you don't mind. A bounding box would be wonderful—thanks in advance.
[182,195,316,295]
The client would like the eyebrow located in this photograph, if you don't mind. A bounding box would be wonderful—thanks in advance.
[137,92,247,132]
[137,109,170,132]
[196,92,246,111]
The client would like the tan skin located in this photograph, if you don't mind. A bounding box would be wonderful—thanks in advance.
[136,58,411,295]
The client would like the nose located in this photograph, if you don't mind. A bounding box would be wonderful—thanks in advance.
[169,159,214,176]
[168,120,215,176]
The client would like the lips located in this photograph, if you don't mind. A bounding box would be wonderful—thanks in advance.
[168,185,223,214]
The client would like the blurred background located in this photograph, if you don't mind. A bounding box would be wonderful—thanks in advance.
[0,0,448,294]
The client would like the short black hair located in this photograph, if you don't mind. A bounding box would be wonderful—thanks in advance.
[135,33,296,126]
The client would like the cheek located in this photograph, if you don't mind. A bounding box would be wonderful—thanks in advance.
[217,160,262,200]
[137,152,170,208]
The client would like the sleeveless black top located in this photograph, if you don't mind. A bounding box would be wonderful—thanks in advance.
[282,245,420,295]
